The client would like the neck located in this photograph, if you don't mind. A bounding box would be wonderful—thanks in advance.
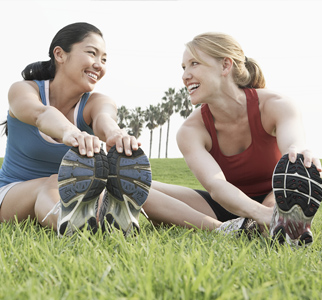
[48,77,84,112]
[208,86,246,123]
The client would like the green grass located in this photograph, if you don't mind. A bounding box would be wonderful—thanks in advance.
[150,158,204,190]
[1,158,322,299]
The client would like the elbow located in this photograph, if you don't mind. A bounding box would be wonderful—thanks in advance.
[207,178,227,203]
[34,106,50,128]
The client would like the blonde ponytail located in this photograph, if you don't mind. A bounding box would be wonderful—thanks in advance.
[186,32,266,89]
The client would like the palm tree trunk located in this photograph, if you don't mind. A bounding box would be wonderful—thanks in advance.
[158,126,162,158]
[149,130,153,158]
[165,118,170,158]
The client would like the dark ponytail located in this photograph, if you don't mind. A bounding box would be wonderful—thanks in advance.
[1,120,8,136]
[21,60,55,80]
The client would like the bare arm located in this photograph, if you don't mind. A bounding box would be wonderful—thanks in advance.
[8,81,99,155]
[176,109,270,224]
[259,89,321,171]
[86,93,140,155]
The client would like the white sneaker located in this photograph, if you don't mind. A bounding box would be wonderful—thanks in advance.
[216,217,259,238]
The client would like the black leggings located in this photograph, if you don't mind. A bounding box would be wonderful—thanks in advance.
[194,190,268,222]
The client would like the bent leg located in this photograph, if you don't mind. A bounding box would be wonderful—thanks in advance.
[0,175,60,230]
[262,191,275,208]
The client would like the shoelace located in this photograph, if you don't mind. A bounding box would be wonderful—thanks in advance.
[42,202,61,222]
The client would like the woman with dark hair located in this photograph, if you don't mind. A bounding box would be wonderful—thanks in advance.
[0,22,152,236]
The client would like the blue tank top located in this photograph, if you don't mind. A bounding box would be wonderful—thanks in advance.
[0,80,94,187]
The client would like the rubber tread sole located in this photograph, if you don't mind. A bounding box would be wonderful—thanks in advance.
[272,153,322,217]
[101,146,152,236]
[270,153,322,246]
[57,147,109,235]
[106,146,151,208]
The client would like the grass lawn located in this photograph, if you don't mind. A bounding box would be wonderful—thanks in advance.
[0,158,322,299]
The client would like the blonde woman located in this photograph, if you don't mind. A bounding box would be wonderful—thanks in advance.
[143,32,322,246]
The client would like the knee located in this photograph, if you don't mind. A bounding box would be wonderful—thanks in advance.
[38,175,59,194]
[47,174,59,187]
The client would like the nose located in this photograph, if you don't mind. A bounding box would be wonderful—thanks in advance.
[93,61,103,71]
[93,59,106,77]
[182,68,192,83]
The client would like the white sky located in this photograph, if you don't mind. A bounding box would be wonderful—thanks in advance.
[0,0,322,159]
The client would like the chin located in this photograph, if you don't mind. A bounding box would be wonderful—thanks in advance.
[190,96,201,106]
[84,82,96,92]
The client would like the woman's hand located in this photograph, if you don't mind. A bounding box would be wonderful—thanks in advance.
[105,128,141,156]
[62,130,101,157]
[288,146,322,172]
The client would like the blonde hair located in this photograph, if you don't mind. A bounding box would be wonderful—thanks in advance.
[185,32,265,89]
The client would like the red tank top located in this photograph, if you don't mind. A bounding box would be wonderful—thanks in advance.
[201,88,281,197]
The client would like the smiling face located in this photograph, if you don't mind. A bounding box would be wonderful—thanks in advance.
[181,47,224,105]
[58,33,107,92]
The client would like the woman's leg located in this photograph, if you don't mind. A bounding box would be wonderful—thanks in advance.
[143,181,221,230]
[151,181,218,218]
[0,175,60,230]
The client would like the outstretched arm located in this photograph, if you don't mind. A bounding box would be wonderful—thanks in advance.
[260,90,322,171]
[86,93,140,156]
[8,81,101,156]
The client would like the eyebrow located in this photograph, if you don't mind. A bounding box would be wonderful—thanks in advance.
[85,45,107,56]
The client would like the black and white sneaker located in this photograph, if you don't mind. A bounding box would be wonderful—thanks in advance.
[270,153,322,246]
[57,147,109,236]
[216,217,259,239]
[99,146,152,237]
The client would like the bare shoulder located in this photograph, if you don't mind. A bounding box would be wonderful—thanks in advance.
[9,80,39,95]
[256,88,301,135]
[177,106,212,154]
[8,80,41,110]
[257,88,293,107]
[87,92,116,106]
[178,107,204,134]
[85,92,117,115]
[256,88,298,115]
[83,92,118,123]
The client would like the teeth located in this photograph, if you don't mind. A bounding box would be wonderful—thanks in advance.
[188,83,200,93]
[87,72,98,80]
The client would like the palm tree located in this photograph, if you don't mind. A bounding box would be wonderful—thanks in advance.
[117,105,130,129]
[161,88,176,158]
[155,103,167,158]
[144,105,159,158]
[176,87,193,119]
[128,107,145,138]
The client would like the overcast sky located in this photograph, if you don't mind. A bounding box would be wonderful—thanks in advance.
[0,0,321,158]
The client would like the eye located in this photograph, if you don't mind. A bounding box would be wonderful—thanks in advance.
[192,61,199,66]
[102,58,107,64]
[88,51,96,56]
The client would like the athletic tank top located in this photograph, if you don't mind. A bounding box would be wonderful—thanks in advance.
[201,88,281,197]
[0,80,94,187]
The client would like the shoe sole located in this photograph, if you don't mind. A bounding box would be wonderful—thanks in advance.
[271,153,322,245]
[102,146,152,236]
[57,147,108,236]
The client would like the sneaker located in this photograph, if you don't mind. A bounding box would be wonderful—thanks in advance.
[270,153,322,246]
[99,146,152,237]
[216,217,259,239]
[57,147,109,236]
